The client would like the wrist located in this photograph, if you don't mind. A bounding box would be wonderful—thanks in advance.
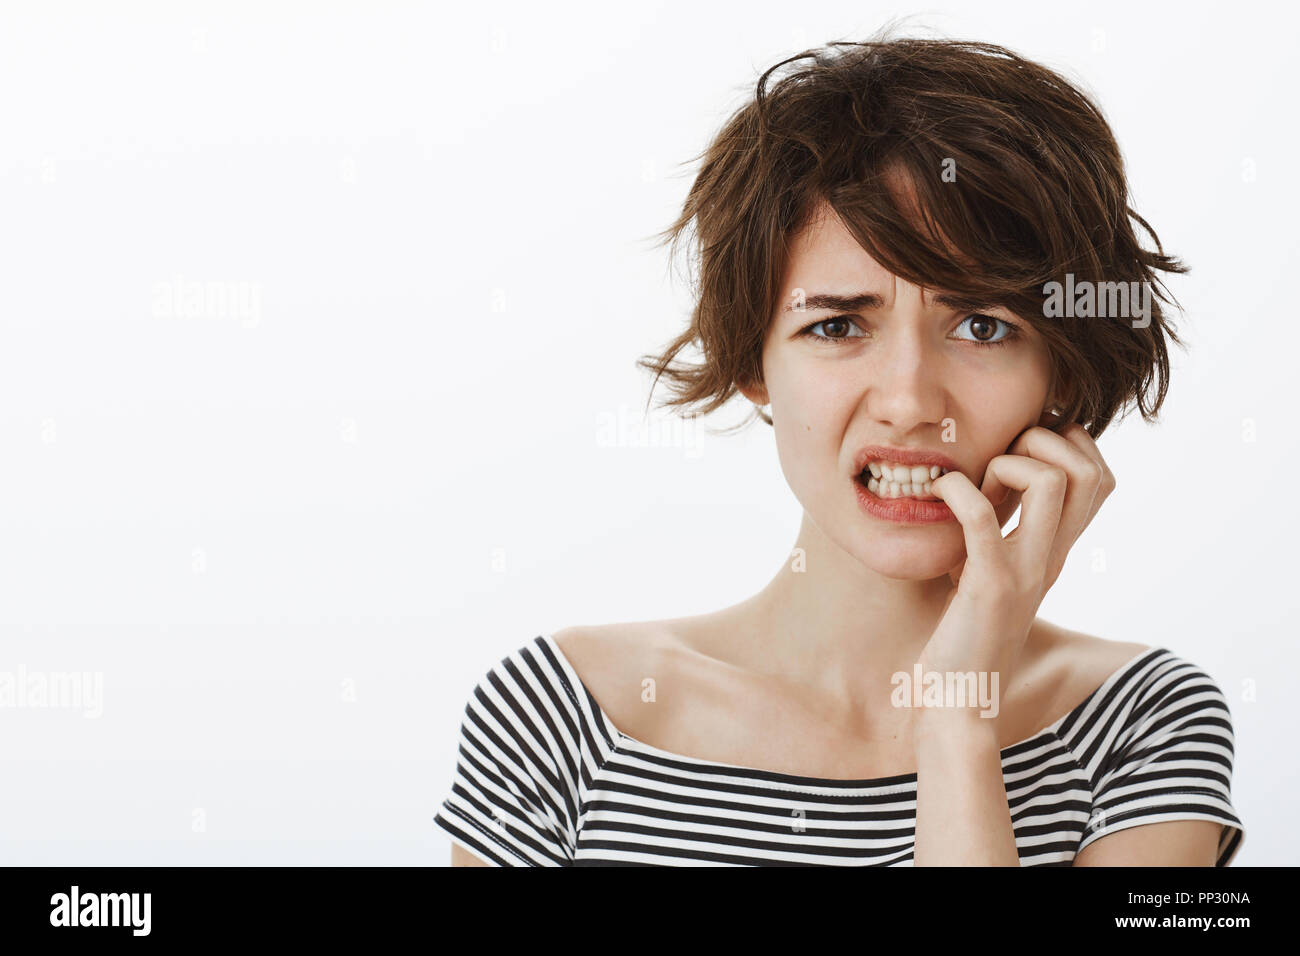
[911,702,1000,746]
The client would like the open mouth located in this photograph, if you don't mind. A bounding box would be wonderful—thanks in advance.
[854,460,951,501]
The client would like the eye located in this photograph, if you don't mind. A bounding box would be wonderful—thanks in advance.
[952,313,1021,347]
[796,315,867,344]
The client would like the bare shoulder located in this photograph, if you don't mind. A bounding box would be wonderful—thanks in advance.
[550,620,696,738]
[1019,618,1153,720]
[1044,620,1151,673]
[550,621,674,681]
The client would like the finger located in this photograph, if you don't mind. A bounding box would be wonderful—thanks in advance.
[978,455,1068,575]
[927,469,1004,571]
[1054,422,1117,520]
[984,408,1065,528]
[1002,424,1104,561]
[992,485,1024,531]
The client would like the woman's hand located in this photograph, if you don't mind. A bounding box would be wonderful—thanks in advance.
[916,411,1117,707]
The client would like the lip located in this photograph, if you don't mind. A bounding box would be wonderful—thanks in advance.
[850,444,961,525]
[854,478,956,524]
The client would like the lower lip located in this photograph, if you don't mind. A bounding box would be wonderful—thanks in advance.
[853,476,957,524]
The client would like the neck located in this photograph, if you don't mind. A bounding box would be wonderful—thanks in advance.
[726,511,958,702]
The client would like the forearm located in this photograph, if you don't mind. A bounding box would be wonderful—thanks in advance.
[912,709,1021,866]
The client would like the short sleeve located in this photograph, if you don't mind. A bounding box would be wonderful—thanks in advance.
[1078,655,1245,865]
[433,641,585,866]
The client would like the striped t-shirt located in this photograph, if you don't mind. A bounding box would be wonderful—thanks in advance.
[433,633,1245,866]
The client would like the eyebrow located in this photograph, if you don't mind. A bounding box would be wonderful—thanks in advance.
[782,291,1001,314]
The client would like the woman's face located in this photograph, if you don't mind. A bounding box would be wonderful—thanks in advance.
[741,202,1056,580]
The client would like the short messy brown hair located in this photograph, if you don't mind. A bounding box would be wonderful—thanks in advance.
[637,34,1187,439]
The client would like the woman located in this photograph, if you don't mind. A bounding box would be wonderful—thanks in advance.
[434,35,1245,866]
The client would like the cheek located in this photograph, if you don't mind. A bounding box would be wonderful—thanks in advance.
[771,413,835,496]
[954,366,1052,472]
[766,378,853,496]
[952,349,1052,424]
[765,349,862,423]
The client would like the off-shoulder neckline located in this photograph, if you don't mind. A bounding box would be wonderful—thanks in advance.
[537,631,1164,790]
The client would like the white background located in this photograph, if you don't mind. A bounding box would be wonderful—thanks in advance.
[1,0,1294,865]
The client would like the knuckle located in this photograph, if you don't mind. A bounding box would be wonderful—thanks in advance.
[971,504,1002,532]
[1041,465,1069,493]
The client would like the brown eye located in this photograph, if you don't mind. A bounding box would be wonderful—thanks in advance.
[798,316,866,344]
[969,315,997,340]
[953,313,1019,347]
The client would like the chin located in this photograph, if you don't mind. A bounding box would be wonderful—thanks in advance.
[814,518,960,580]
[860,549,961,582]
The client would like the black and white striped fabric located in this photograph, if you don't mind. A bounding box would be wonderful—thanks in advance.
[433,634,1245,866]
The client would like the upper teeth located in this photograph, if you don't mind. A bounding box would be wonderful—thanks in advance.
[862,461,949,499]
[867,461,947,482]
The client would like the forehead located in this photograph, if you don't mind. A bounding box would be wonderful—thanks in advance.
[783,202,894,291]
[782,174,974,304]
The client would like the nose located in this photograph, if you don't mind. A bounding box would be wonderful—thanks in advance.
[862,302,947,432]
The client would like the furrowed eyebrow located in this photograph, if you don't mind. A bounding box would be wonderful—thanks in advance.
[782,291,1002,314]
[783,292,885,313]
